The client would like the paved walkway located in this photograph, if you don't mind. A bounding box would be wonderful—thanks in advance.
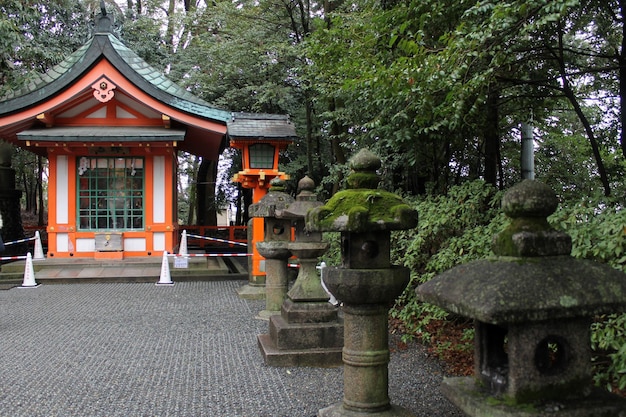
[0,280,463,417]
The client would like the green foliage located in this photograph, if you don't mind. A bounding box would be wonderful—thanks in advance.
[390,180,505,342]
[550,193,626,393]
[550,195,626,270]
[591,314,626,392]
[301,0,626,195]
[0,0,90,95]
[320,232,341,267]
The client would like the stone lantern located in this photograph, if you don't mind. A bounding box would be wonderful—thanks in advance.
[258,175,343,367]
[417,180,626,416]
[249,177,294,319]
[306,149,418,417]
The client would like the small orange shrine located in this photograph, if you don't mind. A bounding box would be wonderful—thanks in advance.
[0,9,295,260]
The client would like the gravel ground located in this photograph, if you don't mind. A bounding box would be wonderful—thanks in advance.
[0,281,464,417]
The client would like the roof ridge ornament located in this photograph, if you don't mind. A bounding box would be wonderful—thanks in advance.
[91,77,116,103]
[90,1,121,37]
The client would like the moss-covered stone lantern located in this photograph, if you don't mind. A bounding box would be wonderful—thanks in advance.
[249,177,294,319]
[306,149,418,417]
[417,180,626,416]
[257,175,343,367]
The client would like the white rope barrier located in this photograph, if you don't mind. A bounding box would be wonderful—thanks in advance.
[185,233,248,247]
[171,253,251,258]
[0,255,28,261]
[4,236,36,246]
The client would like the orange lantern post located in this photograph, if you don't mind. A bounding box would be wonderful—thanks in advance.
[228,113,295,299]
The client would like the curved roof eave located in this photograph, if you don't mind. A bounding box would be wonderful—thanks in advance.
[0,31,230,125]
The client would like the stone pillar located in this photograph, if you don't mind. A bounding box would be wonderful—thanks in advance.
[249,178,294,319]
[418,179,626,416]
[306,149,418,417]
[258,176,343,367]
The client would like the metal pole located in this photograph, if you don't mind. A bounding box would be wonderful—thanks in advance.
[521,122,535,180]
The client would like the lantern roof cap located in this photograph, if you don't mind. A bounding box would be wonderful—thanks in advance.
[249,178,295,218]
[227,112,297,141]
[306,149,417,232]
[277,176,322,219]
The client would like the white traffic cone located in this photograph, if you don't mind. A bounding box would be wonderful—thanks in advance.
[156,251,174,286]
[33,231,45,260]
[19,252,40,288]
[178,230,188,257]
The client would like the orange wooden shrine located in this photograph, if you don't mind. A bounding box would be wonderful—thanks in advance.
[0,9,295,260]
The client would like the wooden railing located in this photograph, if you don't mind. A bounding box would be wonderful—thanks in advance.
[23,225,249,251]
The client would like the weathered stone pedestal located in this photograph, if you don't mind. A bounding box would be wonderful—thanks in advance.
[256,241,291,319]
[307,149,418,417]
[418,180,626,417]
[250,178,294,319]
[258,176,343,367]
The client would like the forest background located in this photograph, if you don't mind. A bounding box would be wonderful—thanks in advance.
[1,0,626,396]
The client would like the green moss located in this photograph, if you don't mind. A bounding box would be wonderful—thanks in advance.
[307,189,417,232]
[492,217,553,256]
[346,172,379,189]
[485,396,537,412]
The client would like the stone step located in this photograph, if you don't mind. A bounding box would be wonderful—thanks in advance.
[0,255,248,287]
[269,314,344,350]
[257,333,343,368]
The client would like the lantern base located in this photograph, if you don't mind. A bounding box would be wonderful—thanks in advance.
[236,283,266,300]
[318,403,415,417]
[441,377,626,417]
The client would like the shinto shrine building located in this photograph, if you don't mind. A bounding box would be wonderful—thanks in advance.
[0,9,295,260]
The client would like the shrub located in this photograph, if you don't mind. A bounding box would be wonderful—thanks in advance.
[390,180,504,342]
[550,195,626,394]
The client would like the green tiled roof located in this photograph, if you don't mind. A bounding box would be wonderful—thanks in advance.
[1,42,91,101]
[0,14,230,123]
[105,34,230,122]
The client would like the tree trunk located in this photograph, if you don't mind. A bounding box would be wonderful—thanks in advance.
[37,156,44,225]
[554,23,611,196]
[22,172,31,212]
[483,86,499,187]
[242,187,252,225]
[619,0,626,159]
[329,99,347,195]
[196,158,219,226]
[235,184,243,226]
[305,95,315,180]
[165,0,176,54]
[186,156,199,225]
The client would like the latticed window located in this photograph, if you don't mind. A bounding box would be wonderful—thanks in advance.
[77,156,144,230]
[248,143,275,169]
